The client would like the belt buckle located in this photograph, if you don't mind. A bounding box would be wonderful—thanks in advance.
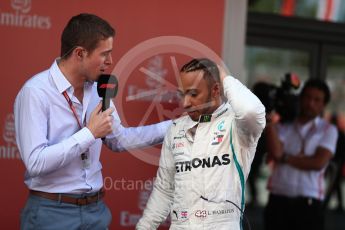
[307,198,313,206]
[76,197,87,206]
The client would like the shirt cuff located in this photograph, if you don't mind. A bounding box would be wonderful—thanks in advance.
[72,127,96,152]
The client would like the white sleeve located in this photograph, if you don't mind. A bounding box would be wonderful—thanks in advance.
[223,76,266,147]
[104,100,172,152]
[14,87,95,177]
[136,127,175,230]
[319,124,338,154]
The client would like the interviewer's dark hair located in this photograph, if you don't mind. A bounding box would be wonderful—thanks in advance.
[180,58,220,87]
[300,79,331,104]
[60,13,115,59]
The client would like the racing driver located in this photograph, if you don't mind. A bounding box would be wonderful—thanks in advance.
[136,58,266,230]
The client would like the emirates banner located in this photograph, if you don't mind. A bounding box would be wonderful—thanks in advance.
[0,0,225,229]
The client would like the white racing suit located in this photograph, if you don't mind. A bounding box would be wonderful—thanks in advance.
[137,76,266,230]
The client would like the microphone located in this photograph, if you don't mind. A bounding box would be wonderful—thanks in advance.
[97,74,118,140]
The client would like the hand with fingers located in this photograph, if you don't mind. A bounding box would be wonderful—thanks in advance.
[87,102,114,139]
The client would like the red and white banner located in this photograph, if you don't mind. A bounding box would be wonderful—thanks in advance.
[280,0,342,22]
[0,0,225,229]
[317,0,341,21]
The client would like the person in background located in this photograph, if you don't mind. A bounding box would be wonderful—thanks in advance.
[15,13,171,230]
[264,79,338,230]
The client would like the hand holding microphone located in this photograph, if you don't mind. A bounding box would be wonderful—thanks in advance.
[87,103,114,139]
[87,74,118,140]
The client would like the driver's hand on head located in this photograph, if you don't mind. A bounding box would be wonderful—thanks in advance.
[87,102,114,139]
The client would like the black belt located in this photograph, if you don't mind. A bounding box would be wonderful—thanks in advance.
[270,193,322,206]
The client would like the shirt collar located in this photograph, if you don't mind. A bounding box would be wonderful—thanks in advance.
[307,116,321,125]
[297,116,321,130]
[50,59,72,94]
[213,102,228,116]
[50,59,94,96]
[184,102,229,130]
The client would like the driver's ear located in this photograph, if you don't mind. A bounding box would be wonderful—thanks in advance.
[212,82,221,98]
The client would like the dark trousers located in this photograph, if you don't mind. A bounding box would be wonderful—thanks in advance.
[264,194,324,230]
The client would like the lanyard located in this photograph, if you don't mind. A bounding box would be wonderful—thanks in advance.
[62,91,88,161]
[62,91,83,129]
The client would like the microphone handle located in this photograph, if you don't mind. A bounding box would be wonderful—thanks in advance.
[101,97,110,141]
[102,97,110,111]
